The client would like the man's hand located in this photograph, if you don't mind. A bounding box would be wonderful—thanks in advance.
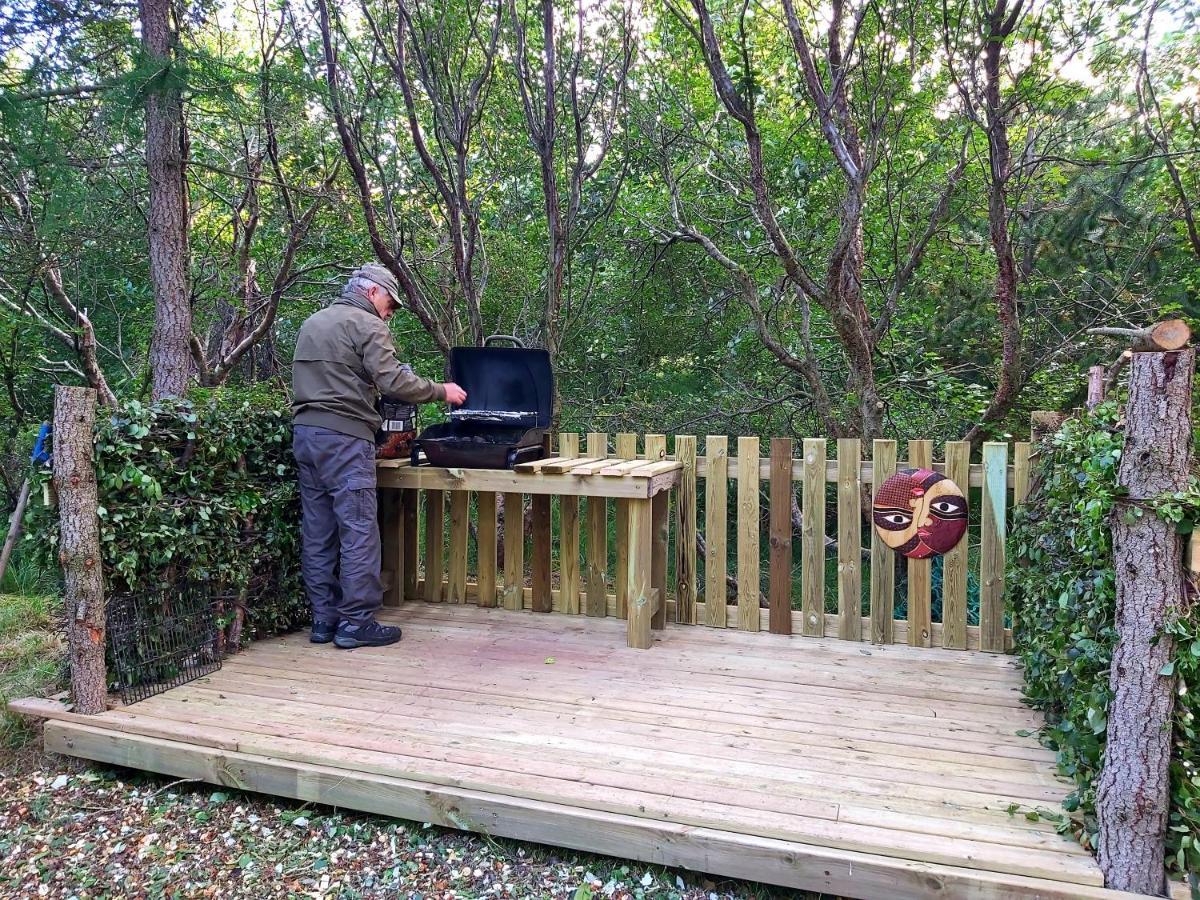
[442,382,467,407]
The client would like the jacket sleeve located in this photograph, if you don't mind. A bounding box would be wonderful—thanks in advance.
[357,319,446,403]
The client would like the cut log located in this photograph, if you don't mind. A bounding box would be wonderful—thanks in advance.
[53,386,107,715]
[1096,347,1194,895]
[1087,318,1191,352]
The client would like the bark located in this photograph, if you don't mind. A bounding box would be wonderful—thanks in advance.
[53,386,107,715]
[962,0,1024,448]
[140,0,193,400]
[1097,348,1194,895]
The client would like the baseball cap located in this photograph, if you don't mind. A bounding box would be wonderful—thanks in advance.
[352,263,402,307]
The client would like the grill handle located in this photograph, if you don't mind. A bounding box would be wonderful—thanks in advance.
[484,334,526,348]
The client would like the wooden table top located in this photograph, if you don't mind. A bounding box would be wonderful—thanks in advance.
[377,455,682,499]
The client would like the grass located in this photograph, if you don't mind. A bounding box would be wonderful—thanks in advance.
[0,589,63,753]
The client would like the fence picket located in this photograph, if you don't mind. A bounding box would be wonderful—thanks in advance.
[531,493,553,613]
[477,491,497,608]
[705,436,728,628]
[585,432,609,617]
[502,492,524,611]
[737,436,760,632]
[801,438,826,637]
[837,438,861,641]
[942,441,970,650]
[448,491,469,603]
[768,438,793,635]
[424,490,445,603]
[402,489,418,601]
[980,442,1008,652]
[381,488,402,607]
[558,433,581,615]
[869,440,897,643]
[615,432,637,619]
[674,435,698,625]
[907,440,933,648]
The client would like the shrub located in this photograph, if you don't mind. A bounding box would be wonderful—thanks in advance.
[1009,403,1200,876]
[27,396,307,646]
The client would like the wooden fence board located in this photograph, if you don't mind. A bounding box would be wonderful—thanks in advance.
[942,442,971,651]
[674,436,698,625]
[837,439,861,642]
[558,434,581,615]
[705,436,728,628]
[477,491,497,608]
[870,440,898,644]
[448,491,469,604]
[381,488,402,607]
[801,438,826,637]
[503,492,524,611]
[907,441,933,648]
[402,489,418,601]
[1013,443,1033,505]
[586,433,609,617]
[425,490,445,603]
[980,443,1008,653]
[531,494,553,613]
[737,436,760,632]
[615,432,637,619]
[768,438,793,635]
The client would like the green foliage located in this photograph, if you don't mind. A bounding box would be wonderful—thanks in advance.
[26,397,307,642]
[0,591,63,751]
[1009,404,1200,875]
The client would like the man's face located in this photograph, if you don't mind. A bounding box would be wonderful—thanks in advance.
[369,285,399,321]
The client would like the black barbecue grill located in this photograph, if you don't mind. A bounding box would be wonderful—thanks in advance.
[411,335,553,469]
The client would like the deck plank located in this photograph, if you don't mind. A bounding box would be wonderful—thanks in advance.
[18,603,1121,900]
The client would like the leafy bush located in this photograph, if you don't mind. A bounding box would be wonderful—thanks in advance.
[27,397,307,645]
[1009,403,1200,875]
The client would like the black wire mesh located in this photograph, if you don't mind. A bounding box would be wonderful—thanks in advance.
[106,582,222,705]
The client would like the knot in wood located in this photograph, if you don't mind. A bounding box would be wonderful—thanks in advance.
[70,475,80,486]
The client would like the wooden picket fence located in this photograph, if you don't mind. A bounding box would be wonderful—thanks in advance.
[382,432,1034,653]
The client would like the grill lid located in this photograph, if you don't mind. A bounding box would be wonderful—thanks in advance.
[449,335,553,429]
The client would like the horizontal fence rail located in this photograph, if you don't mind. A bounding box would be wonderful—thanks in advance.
[379,433,1034,653]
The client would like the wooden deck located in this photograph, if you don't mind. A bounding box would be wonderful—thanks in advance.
[16,603,1156,899]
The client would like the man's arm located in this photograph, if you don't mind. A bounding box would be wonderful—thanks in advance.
[358,319,446,403]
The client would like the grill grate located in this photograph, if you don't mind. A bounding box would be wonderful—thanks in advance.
[106,583,222,705]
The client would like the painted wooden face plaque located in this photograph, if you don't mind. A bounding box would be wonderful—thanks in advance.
[872,468,968,559]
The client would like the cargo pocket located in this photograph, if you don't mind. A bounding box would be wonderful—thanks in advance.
[346,474,377,522]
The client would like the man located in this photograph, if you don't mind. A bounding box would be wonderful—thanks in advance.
[292,264,467,649]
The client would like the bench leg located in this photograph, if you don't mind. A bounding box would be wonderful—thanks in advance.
[626,496,653,649]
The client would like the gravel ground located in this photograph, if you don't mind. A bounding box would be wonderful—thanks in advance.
[0,756,822,900]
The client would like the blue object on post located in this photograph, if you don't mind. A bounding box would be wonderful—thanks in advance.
[31,422,50,465]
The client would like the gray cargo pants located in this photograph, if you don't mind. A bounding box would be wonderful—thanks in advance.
[293,425,382,627]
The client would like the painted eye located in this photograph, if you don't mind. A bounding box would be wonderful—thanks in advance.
[881,513,911,525]
[930,499,964,515]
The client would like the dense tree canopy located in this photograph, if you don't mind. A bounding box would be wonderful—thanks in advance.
[0,0,1197,490]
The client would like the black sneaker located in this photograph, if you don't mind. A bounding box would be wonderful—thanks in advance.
[310,621,338,644]
[334,619,403,649]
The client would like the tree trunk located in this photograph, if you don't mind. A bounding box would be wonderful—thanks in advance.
[141,0,192,400]
[1097,348,1194,895]
[53,386,107,715]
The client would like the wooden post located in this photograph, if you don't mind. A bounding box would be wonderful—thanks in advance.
[502,492,524,610]
[626,496,653,649]
[906,440,933,648]
[736,436,760,632]
[477,491,497,607]
[941,441,971,651]
[979,443,1008,653]
[585,432,608,617]
[704,436,728,627]
[1086,365,1105,410]
[801,438,826,637]
[1097,347,1194,895]
[558,433,581,615]
[53,386,106,715]
[614,432,637,618]
[380,488,403,607]
[674,435,698,625]
[448,492,469,604]
[424,490,444,602]
[869,440,897,644]
[530,494,552,612]
[836,438,861,641]
[401,489,418,600]
[767,438,793,635]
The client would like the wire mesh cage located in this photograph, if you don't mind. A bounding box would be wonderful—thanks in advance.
[106,582,222,705]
